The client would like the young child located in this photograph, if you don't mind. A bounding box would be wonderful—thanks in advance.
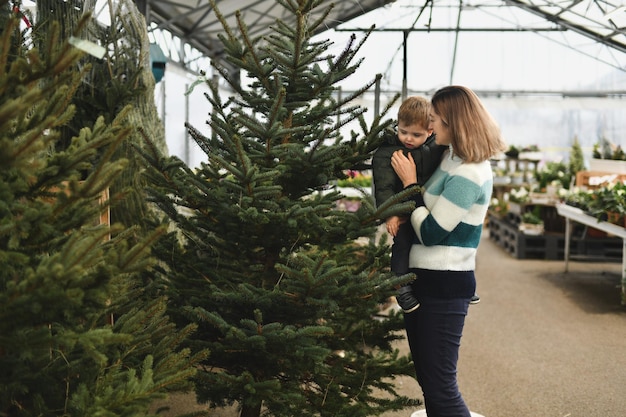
[372,96,446,313]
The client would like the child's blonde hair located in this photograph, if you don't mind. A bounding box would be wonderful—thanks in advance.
[431,86,507,163]
[398,96,430,129]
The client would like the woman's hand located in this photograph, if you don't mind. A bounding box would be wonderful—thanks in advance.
[391,150,418,187]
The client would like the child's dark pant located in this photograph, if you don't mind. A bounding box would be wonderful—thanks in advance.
[391,220,414,275]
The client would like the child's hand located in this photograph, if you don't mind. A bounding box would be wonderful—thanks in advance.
[386,215,405,237]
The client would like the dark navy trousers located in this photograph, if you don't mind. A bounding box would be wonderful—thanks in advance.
[403,296,471,417]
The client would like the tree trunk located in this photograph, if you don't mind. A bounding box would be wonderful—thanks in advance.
[240,400,262,417]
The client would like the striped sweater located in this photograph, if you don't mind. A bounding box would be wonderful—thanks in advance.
[409,147,493,272]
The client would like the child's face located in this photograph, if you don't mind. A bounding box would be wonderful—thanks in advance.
[397,122,432,150]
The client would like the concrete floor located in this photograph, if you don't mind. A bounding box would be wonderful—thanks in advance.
[153,233,626,417]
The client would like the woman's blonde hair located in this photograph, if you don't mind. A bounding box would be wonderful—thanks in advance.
[431,86,506,163]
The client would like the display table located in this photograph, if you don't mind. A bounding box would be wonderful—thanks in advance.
[556,203,626,305]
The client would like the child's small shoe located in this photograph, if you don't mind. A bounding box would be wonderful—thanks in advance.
[470,294,481,304]
[396,285,420,313]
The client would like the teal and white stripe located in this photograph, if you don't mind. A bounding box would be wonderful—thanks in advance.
[409,149,493,271]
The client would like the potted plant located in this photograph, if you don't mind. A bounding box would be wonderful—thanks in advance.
[534,161,571,191]
[504,145,519,159]
[563,187,593,211]
[511,171,525,185]
[489,197,509,219]
[508,187,530,215]
[493,167,511,185]
[590,138,626,174]
[518,145,542,161]
[519,206,544,235]
[587,182,626,226]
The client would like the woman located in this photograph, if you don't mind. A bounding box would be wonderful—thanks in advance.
[390,85,506,417]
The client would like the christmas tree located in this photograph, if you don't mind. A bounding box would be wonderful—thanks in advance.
[569,136,585,178]
[0,4,201,415]
[34,0,168,230]
[142,1,418,416]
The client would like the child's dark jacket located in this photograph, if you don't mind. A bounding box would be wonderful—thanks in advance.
[372,129,446,208]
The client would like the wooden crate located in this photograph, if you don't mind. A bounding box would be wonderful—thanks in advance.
[487,213,621,261]
[575,171,626,189]
[43,182,111,239]
[97,187,110,228]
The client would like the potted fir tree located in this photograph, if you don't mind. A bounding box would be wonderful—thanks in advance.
[141,1,417,417]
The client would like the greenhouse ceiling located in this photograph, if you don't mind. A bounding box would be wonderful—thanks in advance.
[141,0,396,69]
[140,0,626,73]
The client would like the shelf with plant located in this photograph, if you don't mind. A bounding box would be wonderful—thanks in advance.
[590,138,626,174]
[509,187,531,203]
[510,171,526,185]
[506,187,530,215]
[533,161,572,191]
[488,197,509,219]
[586,182,626,226]
[562,187,594,211]
[493,167,512,185]
[521,210,544,225]
[592,138,626,161]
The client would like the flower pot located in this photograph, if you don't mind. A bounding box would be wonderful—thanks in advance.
[519,222,544,235]
[606,211,624,226]
[511,175,524,185]
[589,158,626,174]
[587,227,608,238]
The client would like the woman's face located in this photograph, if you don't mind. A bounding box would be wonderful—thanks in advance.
[429,110,451,146]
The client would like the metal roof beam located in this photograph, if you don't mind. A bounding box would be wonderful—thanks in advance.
[504,0,626,54]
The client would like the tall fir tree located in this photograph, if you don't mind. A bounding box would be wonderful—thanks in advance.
[569,136,585,178]
[34,0,168,231]
[143,1,419,416]
[0,4,202,416]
